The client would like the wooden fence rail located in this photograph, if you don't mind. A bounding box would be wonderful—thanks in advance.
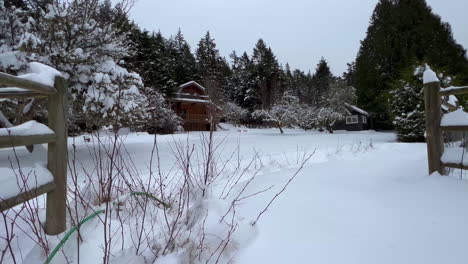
[0,73,67,235]
[424,78,468,175]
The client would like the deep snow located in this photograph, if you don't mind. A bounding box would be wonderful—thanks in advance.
[1,127,468,263]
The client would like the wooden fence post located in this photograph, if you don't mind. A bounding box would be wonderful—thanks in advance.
[45,76,68,235]
[424,80,445,175]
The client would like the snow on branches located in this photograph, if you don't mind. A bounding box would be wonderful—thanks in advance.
[0,0,180,133]
[222,102,248,125]
[253,93,299,134]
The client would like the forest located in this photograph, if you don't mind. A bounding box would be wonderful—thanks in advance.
[1,0,468,141]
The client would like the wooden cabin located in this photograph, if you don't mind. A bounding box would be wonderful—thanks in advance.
[169,81,221,131]
[332,103,370,131]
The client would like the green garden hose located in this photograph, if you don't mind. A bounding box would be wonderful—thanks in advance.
[44,192,169,264]
[44,209,104,264]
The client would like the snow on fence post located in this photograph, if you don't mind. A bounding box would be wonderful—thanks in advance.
[45,76,68,235]
[423,68,445,175]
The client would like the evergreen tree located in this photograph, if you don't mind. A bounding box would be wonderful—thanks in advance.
[196,31,224,80]
[391,64,454,142]
[354,0,468,129]
[290,69,309,104]
[227,51,256,110]
[310,58,333,106]
[390,65,426,142]
[167,29,199,85]
[125,27,178,97]
[195,31,230,104]
[251,39,281,110]
[343,62,356,87]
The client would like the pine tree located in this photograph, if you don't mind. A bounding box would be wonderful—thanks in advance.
[167,29,199,85]
[310,58,333,106]
[354,0,468,129]
[251,39,281,110]
[343,62,356,87]
[196,31,224,80]
[227,51,256,110]
[124,27,178,97]
[195,31,230,104]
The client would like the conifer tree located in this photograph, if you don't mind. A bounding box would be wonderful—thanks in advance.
[311,58,333,106]
[354,0,468,129]
[390,65,427,142]
[227,51,256,110]
[251,39,281,109]
[168,29,199,85]
[195,31,230,104]
[125,27,178,97]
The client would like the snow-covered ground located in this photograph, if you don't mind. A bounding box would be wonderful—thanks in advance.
[1,126,468,263]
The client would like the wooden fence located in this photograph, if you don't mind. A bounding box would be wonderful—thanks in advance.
[424,79,468,175]
[0,72,67,235]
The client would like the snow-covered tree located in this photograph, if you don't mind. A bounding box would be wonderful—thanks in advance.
[227,51,256,111]
[195,31,230,104]
[314,78,356,133]
[252,92,299,134]
[167,29,199,85]
[0,0,181,134]
[124,28,175,97]
[251,39,281,110]
[314,107,344,133]
[0,0,32,73]
[222,102,248,125]
[310,58,333,105]
[390,65,427,142]
[83,59,149,130]
[327,78,357,114]
[144,88,182,134]
[297,106,316,131]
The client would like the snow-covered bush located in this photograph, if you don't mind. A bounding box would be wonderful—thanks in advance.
[222,102,248,124]
[144,88,183,134]
[0,0,32,73]
[252,93,299,133]
[390,65,428,142]
[315,107,343,133]
[81,59,149,130]
[297,106,317,130]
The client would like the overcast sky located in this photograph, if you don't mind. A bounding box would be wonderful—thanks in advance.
[127,0,468,76]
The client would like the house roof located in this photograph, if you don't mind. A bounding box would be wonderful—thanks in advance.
[170,98,211,104]
[177,81,206,94]
[344,103,369,117]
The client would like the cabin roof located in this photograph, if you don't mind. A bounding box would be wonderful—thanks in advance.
[344,103,369,117]
[170,98,211,104]
[177,81,206,94]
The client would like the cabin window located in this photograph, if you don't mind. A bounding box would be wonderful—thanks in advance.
[346,115,359,124]
[362,115,367,124]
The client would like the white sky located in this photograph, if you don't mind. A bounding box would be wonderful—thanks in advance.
[127,0,468,76]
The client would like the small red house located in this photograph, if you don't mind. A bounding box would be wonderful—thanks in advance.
[169,81,221,131]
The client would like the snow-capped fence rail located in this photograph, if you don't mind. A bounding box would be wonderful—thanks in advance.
[0,72,68,235]
[439,86,468,96]
[424,68,468,174]
[0,72,57,95]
